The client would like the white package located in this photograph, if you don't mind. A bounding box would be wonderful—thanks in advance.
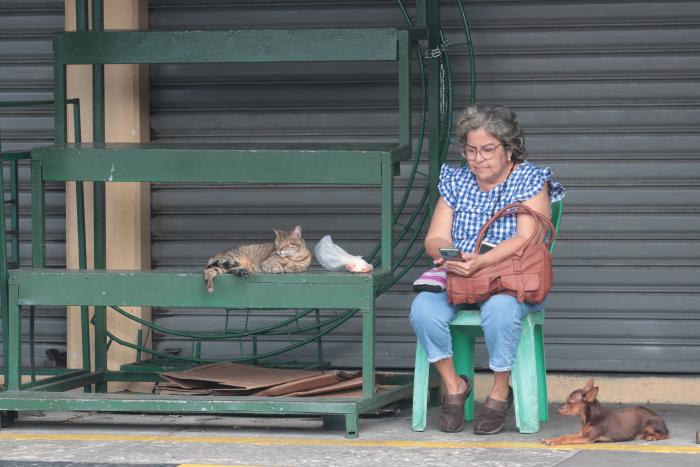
[314,235,373,273]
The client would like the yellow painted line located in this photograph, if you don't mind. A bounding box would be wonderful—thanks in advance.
[0,433,698,455]
[178,465,267,467]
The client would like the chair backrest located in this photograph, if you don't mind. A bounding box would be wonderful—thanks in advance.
[549,199,564,253]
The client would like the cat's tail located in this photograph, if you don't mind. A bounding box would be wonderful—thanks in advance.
[203,266,225,293]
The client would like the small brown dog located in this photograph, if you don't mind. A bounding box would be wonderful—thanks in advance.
[541,378,669,445]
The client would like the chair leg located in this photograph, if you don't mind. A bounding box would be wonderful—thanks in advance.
[451,328,476,422]
[512,318,540,433]
[535,323,549,422]
[412,341,430,431]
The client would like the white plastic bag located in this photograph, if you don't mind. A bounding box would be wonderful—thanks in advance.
[314,235,373,273]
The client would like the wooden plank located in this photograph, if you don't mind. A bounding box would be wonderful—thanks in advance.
[9,269,380,309]
[54,29,400,65]
[32,143,407,184]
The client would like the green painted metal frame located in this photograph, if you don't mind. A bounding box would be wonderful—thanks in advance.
[0,98,82,385]
[0,1,446,438]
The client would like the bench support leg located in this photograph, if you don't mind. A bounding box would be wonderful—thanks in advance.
[7,285,21,391]
[345,411,359,439]
[361,304,375,399]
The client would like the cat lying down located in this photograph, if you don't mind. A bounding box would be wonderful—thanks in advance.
[203,225,312,293]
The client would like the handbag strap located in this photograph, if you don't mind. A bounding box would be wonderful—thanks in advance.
[475,202,556,254]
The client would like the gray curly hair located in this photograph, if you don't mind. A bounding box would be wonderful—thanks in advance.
[456,103,527,162]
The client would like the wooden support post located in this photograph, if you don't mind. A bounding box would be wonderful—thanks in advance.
[64,0,151,391]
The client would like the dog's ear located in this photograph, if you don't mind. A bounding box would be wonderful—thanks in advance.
[583,378,595,392]
[583,386,599,403]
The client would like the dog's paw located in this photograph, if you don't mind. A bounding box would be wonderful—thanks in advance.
[540,438,556,446]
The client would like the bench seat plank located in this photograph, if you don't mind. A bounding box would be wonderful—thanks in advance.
[9,268,391,309]
[31,143,409,184]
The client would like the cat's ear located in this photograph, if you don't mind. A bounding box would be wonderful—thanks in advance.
[291,225,302,238]
[272,228,282,239]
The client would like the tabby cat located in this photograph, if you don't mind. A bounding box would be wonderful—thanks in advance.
[203,225,312,293]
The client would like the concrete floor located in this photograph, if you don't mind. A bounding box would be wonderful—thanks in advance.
[0,401,698,467]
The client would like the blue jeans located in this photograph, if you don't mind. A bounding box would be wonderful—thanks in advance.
[409,291,545,372]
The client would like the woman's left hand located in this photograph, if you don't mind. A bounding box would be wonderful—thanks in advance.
[443,252,482,277]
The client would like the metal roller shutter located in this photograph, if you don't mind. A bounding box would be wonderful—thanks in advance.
[6,0,697,373]
[150,1,700,372]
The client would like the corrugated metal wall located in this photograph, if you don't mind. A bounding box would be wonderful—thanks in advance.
[0,0,66,367]
[2,1,699,372]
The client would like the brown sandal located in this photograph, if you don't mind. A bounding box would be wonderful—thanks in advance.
[439,375,472,433]
[473,387,514,435]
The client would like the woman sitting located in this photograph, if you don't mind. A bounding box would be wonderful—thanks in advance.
[410,103,565,434]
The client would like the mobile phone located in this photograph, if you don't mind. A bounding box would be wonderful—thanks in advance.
[478,240,497,254]
[439,247,462,261]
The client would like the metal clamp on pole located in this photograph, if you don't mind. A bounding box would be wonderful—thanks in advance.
[423,36,450,59]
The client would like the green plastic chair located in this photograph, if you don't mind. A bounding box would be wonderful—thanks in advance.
[411,200,563,433]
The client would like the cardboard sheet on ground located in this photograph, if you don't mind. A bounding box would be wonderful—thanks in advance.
[307,384,398,398]
[285,376,363,397]
[159,362,323,391]
[255,370,359,396]
[156,382,253,396]
[282,372,390,397]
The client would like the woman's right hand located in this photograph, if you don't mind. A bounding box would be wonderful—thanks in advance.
[433,257,446,266]
[443,252,480,277]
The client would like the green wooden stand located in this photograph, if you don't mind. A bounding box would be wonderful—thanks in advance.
[0,2,453,437]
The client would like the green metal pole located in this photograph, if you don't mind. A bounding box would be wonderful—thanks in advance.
[92,0,108,393]
[53,62,66,145]
[29,306,36,383]
[28,158,45,387]
[380,160,393,272]
[75,1,91,388]
[315,309,324,369]
[9,160,19,265]
[136,329,143,363]
[76,0,88,32]
[0,160,9,385]
[361,301,375,399]
[6,285,21,390]
[70,99,92,389]
[91,0,106,270]
[398,30,411,152]
[30,160,45,268]
[427,2,441,210]
[415,0,427,28]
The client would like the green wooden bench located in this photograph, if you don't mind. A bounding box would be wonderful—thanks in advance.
[0,25,421,437]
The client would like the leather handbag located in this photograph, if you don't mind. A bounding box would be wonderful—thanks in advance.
[446,203,555,305]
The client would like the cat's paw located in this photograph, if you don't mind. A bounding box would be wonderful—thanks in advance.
[262,262,284,274]
[231,268,250,277]
[203,268,218,293]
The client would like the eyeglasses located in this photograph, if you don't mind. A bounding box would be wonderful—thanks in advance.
[461,143,503,161]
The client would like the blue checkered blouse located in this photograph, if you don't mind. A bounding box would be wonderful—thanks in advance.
[438,160,566,253]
